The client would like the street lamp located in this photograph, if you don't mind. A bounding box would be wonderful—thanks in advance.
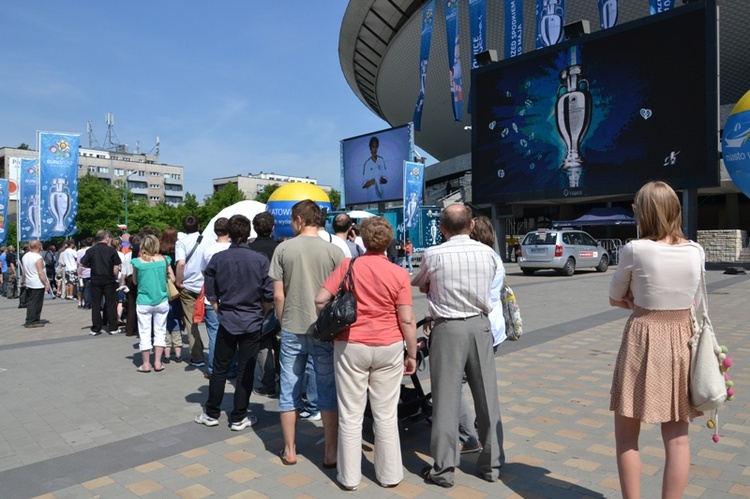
[123,170,138,232]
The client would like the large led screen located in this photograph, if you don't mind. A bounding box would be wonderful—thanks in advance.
[341,124,414,205]
[472,3,718,204]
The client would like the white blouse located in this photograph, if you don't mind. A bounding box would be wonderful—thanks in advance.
[609,239,704,310]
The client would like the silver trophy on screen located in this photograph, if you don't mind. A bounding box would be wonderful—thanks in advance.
[600,0,618,29]
[555,49,592,188]
[49,178,71,232]
[539,0,564,47]
[28,195,41,238]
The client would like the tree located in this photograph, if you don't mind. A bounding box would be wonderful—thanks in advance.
[201,182,246,224]
[18,143,30,150]
[329,188,342,210]
[76,174,123,238]
[254,183,281,204]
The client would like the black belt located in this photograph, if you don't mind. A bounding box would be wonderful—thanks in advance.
[433,313,485,325]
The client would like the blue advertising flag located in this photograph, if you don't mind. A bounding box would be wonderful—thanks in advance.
[413,1,435,132]
[445,0,463,121]
[39,133,79,239]
[403,161,425,230]
[469,0,487,70]
[20,158,41,241]
[504,0,524,59]
[0,179,8,245]
[649,0,674,15]
[598,0,618,29]
[536,0,565,49]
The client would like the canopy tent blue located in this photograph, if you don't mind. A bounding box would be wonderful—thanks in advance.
[552,207,636,228]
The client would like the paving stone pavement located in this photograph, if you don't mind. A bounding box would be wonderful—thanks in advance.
[0,266,747,498]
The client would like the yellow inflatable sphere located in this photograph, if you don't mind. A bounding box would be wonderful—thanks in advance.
[268,182,331,203]
[266,182,332,238]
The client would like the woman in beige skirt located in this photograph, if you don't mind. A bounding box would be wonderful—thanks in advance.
[609,181,703,499]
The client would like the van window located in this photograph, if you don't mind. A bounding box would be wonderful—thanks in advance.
[522,232,557,245]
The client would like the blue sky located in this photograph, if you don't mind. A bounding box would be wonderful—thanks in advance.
[0,2,410,200]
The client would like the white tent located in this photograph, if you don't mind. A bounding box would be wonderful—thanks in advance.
[201,200,267,245]
[346,210,377,219]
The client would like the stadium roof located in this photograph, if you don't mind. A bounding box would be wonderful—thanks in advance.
[340,0,750,163]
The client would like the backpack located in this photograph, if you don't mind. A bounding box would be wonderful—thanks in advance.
[501,284,523,340]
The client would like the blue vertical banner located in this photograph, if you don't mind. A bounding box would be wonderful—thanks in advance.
[536,0,565,49]
[598,0,618,29]
[504,0,524,59]
[19,158,41,241]
[413,1,435,132]
[649,0,674,15]
[39,132,79,239]
[0,179,8,245]
[468,0,487,70]
[403,161,425,230]
[445,0,463,121]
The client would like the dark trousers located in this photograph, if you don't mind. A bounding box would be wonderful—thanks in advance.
[256,334,279,393]
[25,288,45,324]
[82,277,92,307]
[205,325,260,423]
[90,280,118,332]
[125,275,138,335]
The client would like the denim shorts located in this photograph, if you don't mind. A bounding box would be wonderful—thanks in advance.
[278,330,337,412]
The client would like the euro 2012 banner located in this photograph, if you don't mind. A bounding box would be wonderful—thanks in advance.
[39,132,80,238]
[0,179,8,245]
[723,90,750,199]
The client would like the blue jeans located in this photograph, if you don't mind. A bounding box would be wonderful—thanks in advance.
[278,330,336,412]
[205,307,236,375]
[405,255,413,274]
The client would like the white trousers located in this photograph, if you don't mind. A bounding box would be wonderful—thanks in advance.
[334,340,404,488]
[136,301,169,351]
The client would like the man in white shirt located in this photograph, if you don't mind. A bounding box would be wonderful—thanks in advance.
[333,214,363,257]
[59,240,78,300]
[411,204,504,488]
[22,240,50,328]
[175,215,206,367]
[317,211,350,258]
[200,217,232,378]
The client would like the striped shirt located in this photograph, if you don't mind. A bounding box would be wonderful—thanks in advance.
[411,234,496,319]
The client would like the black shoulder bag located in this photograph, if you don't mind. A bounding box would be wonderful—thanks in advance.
[314,258,358,342]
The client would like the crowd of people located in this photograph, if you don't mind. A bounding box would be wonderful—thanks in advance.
[6,180,705,495]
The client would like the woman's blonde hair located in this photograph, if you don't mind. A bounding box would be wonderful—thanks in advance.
[634,181,684,243]
[360,217,393,253]
[140,234,160,257]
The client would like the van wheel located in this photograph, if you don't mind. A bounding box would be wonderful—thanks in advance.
[521,268,535,276]
[596,255,609,272]
[560,258,575,276]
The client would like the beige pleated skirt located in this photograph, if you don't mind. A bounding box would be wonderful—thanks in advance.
[610,306,703,423]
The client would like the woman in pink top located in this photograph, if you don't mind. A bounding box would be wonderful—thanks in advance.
[608,181,704,499]
[316,217,418,491]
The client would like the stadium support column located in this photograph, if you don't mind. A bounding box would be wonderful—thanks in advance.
[682,188,698,241]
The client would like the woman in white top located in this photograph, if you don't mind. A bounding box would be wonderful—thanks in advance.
[608,181,703,499]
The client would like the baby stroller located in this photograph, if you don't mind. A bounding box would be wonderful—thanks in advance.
[365,318,433,429]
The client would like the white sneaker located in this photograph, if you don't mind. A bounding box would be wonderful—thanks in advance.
[194,412,219,427]
[299,410,321,421]
[230,414,257,431]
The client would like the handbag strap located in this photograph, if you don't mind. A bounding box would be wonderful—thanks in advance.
[185,235,204,263]
[336,258,357,297]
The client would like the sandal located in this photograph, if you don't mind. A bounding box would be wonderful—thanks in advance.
[136,366,152,373]
[279,449,297,466]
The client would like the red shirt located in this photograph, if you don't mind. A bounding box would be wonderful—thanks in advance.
[322,253,412,346]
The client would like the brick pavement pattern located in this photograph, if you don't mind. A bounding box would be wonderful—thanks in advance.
[0,268,747,498]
